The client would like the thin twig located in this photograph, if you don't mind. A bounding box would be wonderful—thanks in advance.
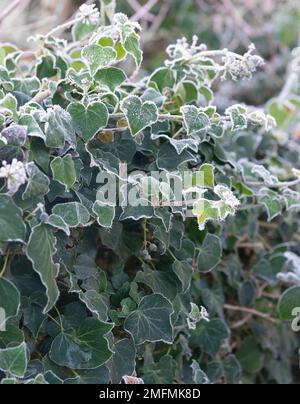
[0,0,25,24]
[224,304,280,324]
[130,0,159,22]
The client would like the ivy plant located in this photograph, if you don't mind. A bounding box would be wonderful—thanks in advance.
[0,2,299,384]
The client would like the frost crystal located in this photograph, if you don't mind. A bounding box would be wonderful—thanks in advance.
[277,252,300,287]
[187,303,210,330]
[77,4,100,25]
[214,185,240,210]
[222,44,264,81]
[0,159,27,195]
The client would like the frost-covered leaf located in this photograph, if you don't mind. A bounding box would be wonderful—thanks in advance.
[172,260,193,293]
[50,155,76,191]
[92,201,115,228]
[0,195,26,242]
[0,278,20,325]
[0,342,27,378]
[67,101,109,142]
[197,233,222,273]
[95,67,127,90]
[124,294,173,345]
[82,44,117,76]
[26,224,60,313]
[181,105,210,137]
[109,339,136,384]
[44,106,76,149]
[226,105,248,131]
[121,95,158,136]
[50,318,113,369]
[52,202,90,228]
[23,162,50,199]
[258,188,282,221]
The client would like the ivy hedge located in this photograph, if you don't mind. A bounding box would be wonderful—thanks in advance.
[0,2,299,384]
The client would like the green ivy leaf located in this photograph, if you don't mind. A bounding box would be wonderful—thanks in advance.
[197,233,222,273]
[124,293,174,345]
[67,101,109,142]
[23,162,50,199]
[82,44,117,76]
[172,260,193,293]
[190,319,229,356]
[180,105,210,137]
[52,202,90,228]
[26,224,60,313]
[95,67,127,90]
[121,95,158,136]
[109,339,136,384]
[258,188,282,221]
[0,195,26,242]
[50,155,76,191]
[0,278,20,326]
[92,201,115,228]
[0,342,27,378]
[278,286,300,320]
[50,318,113,369]
[44,106,76,149]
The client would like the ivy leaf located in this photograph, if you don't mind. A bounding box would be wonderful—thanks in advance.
[82,44,117,76]
[95,67,127,91]
[121,95,158,136]
[193,199,219,231]
[278,286,300,320]
[124,33,143,67]
[23,162,50,199]
[124,293,174,345]
[92,201,115,228]
[258,188,282,221]
[190,319,230,356]
[0,342,27,378]
[46,214,70,236]
[78,291,108,322]
[67,102,109,142]
[197,233,222,273]
[50,318,114,370]
[26,224,60,313]
[0,195,26,242]
[44,106,76,149]
[180,105,210,137]
[172,260,193,293]
[226,105,248,131]
[0,278,20,326]
[52,202,90,228]
[109,339,136,384]
[142,355,175,384]
[50,155,76,191]
[236,336,263,374]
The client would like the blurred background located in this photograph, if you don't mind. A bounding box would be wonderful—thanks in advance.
[1,0,300,106]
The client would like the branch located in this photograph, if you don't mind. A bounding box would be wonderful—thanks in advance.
[224,304,280,324]
[130,0,159,22]
[0,0,25,24]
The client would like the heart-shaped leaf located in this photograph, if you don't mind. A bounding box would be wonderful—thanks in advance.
[67,102,109,142]
[181,105,210,137]
[121,95,158,136]
[82,44,117,76]
[95,67,127,90]
[50,154,76,191]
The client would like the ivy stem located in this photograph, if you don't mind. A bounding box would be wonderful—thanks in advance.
[0,254,10,278]
[246,177,300,189]
[46,16,83,38]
